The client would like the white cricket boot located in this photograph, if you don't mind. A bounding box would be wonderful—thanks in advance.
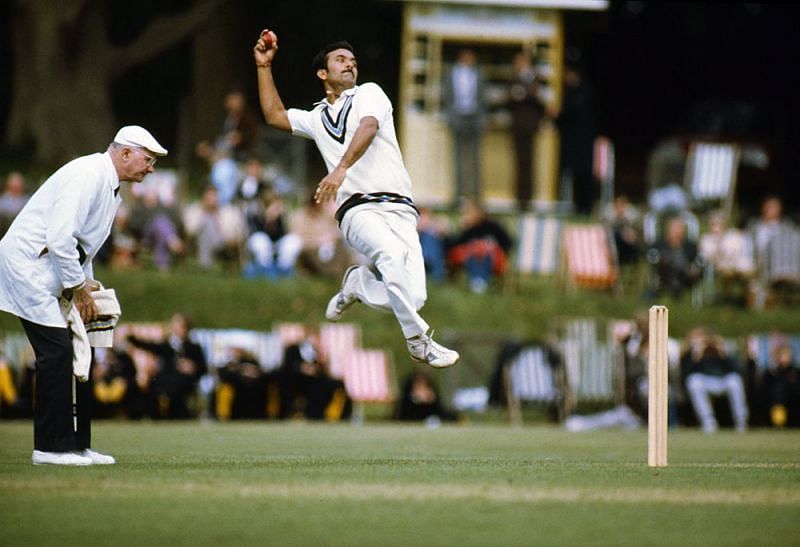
[77,449,116,465]
[325,265,360,321]
[32,450,92,466]
[407,330,459,369]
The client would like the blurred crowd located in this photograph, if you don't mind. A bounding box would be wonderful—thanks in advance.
[0,53,797,430]
[0,313,466,425]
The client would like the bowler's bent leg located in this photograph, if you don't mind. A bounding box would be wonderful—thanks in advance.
[342,207,429,338]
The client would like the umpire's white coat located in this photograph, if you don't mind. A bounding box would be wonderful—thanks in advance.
[0,152,121,327]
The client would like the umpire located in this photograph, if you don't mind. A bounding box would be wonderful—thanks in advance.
[0,126,167,465]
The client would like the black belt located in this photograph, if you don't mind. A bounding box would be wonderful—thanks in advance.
[334,192,419,225]
[39,244,87,265]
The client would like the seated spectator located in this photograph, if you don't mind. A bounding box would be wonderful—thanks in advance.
[127,184,185,271]
[746,195,799,307]
[274,330,349,421]
[417,207,450,282]
[565,312,682,432]
[288,196,352,279]
[645,215,702,299]
[680,326,748,433]
[125,313,208,419]
[216,347,270,420]
[244,189,302,279]
[195,140,241,207]
[446,200,513,293]
[0,171,30,237]
[602,195,641,265]
[699,210,754,304]
[183,186,247,270]
[747,195,795,260]
[91,348,140,419]
[395,369,458,425]
[762,343,799,428]
[239,156,272,206]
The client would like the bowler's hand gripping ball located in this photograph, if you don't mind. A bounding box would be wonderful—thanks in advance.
[261,29,276,48]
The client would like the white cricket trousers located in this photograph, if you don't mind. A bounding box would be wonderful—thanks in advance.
[340,204,429,339]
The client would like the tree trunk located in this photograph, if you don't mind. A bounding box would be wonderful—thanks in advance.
[6,0,222,166]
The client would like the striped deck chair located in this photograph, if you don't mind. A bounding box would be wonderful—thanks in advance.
[684,142,741,217]
[319,323,362,379]
[192,329,283,371]
[515,214,562,276]
[337,349,395,423]
[504,345,562,425]
[747,332,800,372]
[561,224,619,291]
[559,318,624,416]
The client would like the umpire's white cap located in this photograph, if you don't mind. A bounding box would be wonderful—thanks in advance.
[113,125,168,156]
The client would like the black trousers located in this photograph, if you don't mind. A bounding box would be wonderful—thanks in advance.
[20,318,92,452]
[513,132,535,210]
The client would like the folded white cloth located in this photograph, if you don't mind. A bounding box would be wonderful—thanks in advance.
[60,299,92,382]
[85,288,121,347]
[59,285,122,382]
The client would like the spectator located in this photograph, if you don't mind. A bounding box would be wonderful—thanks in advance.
[699,210,754,304]
[564,312,682,432]
[602,195,642,265]
[195,140,240,207]
[0,171,29,237]
[507,51,545,211]
[274,330,349,421]
[446,200,512,293]
[551,56,597,215]
[91,347,139,419]
[745,195,798,308]
[127,184,184,271]
[680,326,748,433]
[645,215,702,299]
[748,195,795,260]
[416,207,450,283]
[244,189,302,279]
[238,156,272,206]
[763,343,799,428]
[288,195,352,279]
[218,89,263,161]
[442,48,487,204]
[183,186,247,270]
[125,313,208,419]
[395,369,458,425]
[216,347,270,420]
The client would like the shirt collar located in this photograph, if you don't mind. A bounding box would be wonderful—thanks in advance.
[314,85,358,107]
[102,151,121,196]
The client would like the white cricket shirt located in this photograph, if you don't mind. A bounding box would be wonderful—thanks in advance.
[0,152,121,327]
[287,83,414,207]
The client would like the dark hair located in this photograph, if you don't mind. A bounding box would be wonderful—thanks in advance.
[312,41,355,72]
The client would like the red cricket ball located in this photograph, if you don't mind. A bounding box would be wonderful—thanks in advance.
[260,29,276,48]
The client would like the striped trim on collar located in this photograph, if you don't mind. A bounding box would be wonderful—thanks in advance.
[315,87,358,144]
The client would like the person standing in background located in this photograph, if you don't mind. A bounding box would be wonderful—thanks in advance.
[443,48,487,205]
[507,52,545,211]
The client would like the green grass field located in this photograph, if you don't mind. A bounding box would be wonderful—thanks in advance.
[1,422,798,546]
[2,264,799,545]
